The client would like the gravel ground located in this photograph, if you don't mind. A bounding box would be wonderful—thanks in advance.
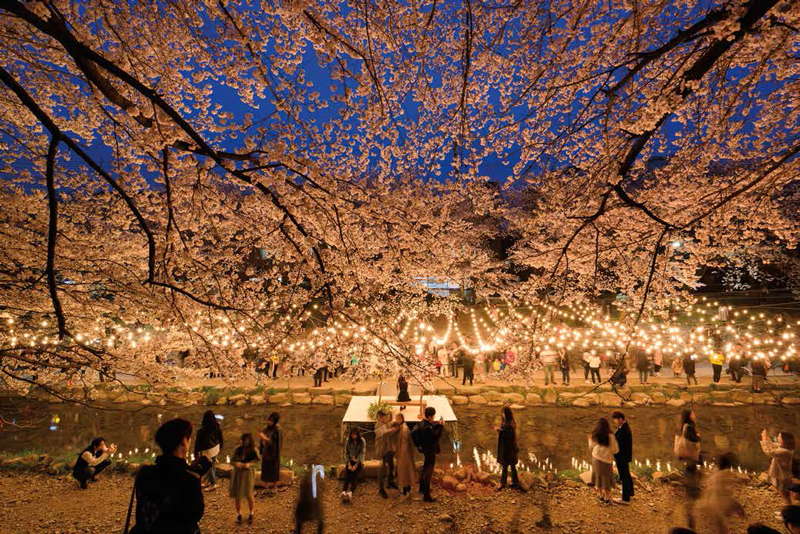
[0,471,791,533]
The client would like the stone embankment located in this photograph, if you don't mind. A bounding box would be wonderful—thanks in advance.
[20,380,800,409]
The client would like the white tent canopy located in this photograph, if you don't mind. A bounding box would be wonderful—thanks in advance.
[342,395,458,424]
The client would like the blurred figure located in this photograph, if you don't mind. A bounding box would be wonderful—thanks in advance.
[747,524,781,534]
[588,352,602,384]
[558,349,570,385]
[676,410,702,530]
[462,353,475,386]
[295,468,324,534]
[782,505,800,534]
[700,452,745,534]
[634,346,649,384]
[540,347,557,386]
[760,430,796,507]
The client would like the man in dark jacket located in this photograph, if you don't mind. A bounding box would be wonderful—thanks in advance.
[130,418,205,534]
[413,407,444,502]
[683,354,698,385]
[612,411,633,504]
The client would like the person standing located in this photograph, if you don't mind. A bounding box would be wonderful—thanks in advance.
[393,412,417,496]
[259,412,282,494]
[72,437,116,489]
[652,347,663,378]
[683,354,698,385]
[752,355,767,393]
[341,428,366,501]
[671,356,684,379]
[195,410,224,491]
[558,349,571,385]
[397,375,411,402]
[462,353,475,386]
[709,351,724,384]
[760,430,796,507]
[588,418,618,503]
[375,410,399,498]
[449,343,459,378]
[588,352,602,384]
[634,346,649,384]
[229,433,259,525]
[129,418,204,534]
[728,352,744,383]
[582,351,591,384]
[496,407,523,491]
[540,347,557,386]
[413,406,444,502]
[612,411,633,504]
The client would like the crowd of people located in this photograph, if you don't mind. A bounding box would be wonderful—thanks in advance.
[70,403,798,533]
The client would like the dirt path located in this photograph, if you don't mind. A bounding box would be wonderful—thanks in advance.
[0,471,790,533]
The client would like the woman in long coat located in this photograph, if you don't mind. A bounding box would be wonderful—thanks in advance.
[496,406,521,490]
[393,412,417,495]
[258,412,281,493]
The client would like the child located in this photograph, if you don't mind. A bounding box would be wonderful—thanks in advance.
[230,433,259,524]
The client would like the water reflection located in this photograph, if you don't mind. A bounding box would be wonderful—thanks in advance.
[0,402,797,473]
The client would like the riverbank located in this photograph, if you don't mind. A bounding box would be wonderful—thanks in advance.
[0,467,790,533]
[20,373,800,410]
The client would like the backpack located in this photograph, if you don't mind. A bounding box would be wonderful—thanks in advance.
[411,424,426,453]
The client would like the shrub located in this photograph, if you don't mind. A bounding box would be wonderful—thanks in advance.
[367,400,393,421]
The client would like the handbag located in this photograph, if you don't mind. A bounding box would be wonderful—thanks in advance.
[673,424,700,461]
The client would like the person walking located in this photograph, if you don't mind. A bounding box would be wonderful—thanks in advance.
[230,433,259,525]
[393,412,417,496]
[462,353,475,386]
[558,349,571,385]
[760,430,796,508]
[612,411,633,504]
[375,410,399,498]
[195,410,224,491]
[540,347,557,386]
[676,409,702,530]
[258,412,282,494]
[412,406,444,502]
[588,352,602,384]
[341,428,366,501]
[294,468,324,534]
[701,452,745,534]
[72,437,116,489]
[496,407,523,491]
[397,375,411,402]
[683,354,698,385]
[129,418,204,534]
[634,346,649,384]
[588,417,618,504]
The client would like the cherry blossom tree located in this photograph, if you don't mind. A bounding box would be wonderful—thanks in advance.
[0,0,797,397]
